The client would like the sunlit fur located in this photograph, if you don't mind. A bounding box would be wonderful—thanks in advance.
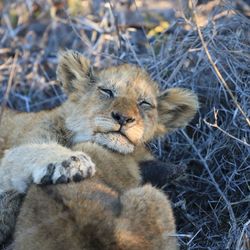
[60,64,159,154]
[56,52,198,154]
[0,50,199,249]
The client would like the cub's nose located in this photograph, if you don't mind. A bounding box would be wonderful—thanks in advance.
[111,112,135,126]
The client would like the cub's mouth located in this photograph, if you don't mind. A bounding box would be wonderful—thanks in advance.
[93,132,135,154]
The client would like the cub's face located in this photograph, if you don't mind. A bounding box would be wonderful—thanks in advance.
[57,51,198,154]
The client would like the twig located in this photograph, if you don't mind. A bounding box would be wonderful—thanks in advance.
[190,0,250,127]
[236,220,250,250]
[163,52,188,89]
[0,50,19,124]
[132,0,160,77]
[3,14,15,39]
[204,119,250,147]
[121,34,144,68]
[187,228,202,246]
[204,109,250,147]
[181,129,237,239]
[105,0,122,50]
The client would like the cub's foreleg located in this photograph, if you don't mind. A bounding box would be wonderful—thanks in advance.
[0,142,95,244]
[0,143,95,193]
[115,185,178,250]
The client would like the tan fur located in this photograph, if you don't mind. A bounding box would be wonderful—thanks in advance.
[0,50,199,248]
[14,143,177,250]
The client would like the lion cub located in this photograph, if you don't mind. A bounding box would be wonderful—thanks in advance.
[0,50,198,249]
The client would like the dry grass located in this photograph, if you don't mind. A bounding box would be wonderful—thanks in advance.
[0,0,250,249]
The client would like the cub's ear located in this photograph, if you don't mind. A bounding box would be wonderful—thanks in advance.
[157,88,199,134]
[56,50,95,95]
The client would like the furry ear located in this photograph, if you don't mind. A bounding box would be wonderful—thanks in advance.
[157,88,199,134]
[56,50,95,95]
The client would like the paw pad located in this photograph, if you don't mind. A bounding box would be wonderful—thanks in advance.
[40,164,56,185]
[34,153,95,185]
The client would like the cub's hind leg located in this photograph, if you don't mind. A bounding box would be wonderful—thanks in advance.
[115,185,178,250]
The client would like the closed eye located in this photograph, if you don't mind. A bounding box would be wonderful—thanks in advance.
[138,100,154,109]
[98,87,114,98]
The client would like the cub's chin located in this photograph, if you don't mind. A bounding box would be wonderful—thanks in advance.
[94,132,135,154]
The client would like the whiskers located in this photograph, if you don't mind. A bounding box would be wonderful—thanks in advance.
[94,116,119,132]
[68,114,144,153]
[66,114,94,144]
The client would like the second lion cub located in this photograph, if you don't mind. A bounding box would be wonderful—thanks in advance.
[3,50,198,249]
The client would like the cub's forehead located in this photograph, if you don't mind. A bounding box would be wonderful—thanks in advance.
[97,64,159,98]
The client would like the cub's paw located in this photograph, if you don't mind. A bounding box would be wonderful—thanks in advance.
[33,153,96,185]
